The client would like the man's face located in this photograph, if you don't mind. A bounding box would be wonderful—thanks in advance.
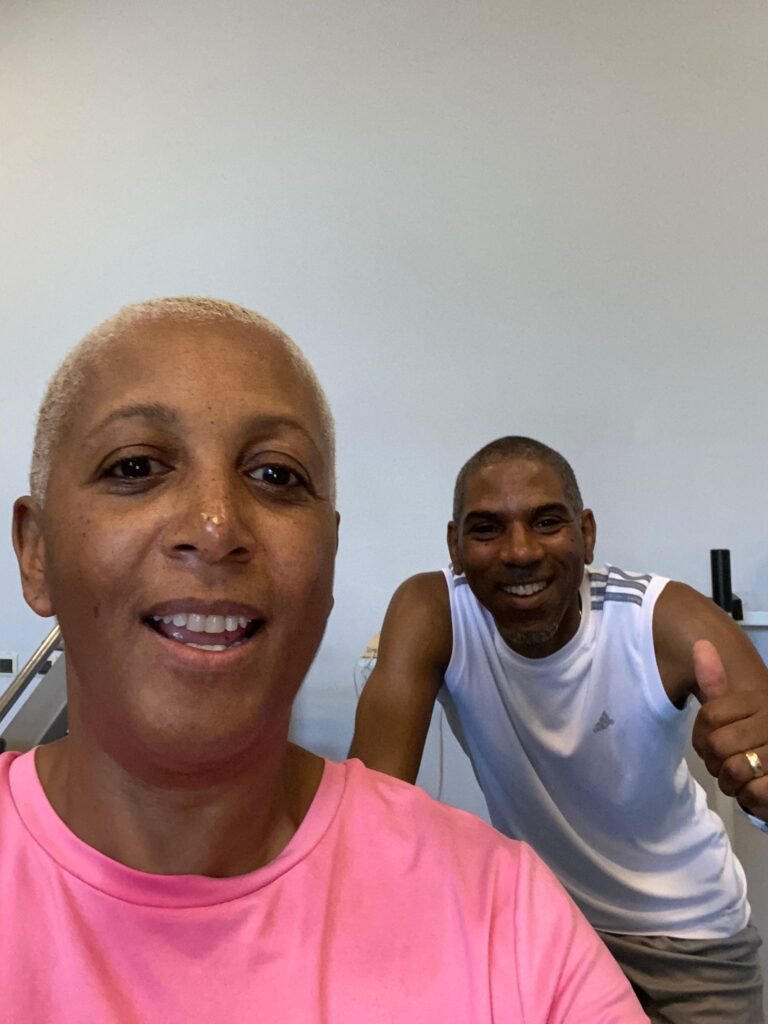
[448,458,595,658]
[14,319,338,773]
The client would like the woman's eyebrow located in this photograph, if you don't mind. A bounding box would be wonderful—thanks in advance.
[85,406,325,462]
[85,403,179,440]
[237,414,324,457]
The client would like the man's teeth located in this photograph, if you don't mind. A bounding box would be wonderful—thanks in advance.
[153,613,250,632]
[502,581,548,596]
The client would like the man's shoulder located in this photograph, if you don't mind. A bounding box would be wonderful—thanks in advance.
[588,564,665,592]
[381,572,453,666]
[393,571,449,605]
[588,565,669,620]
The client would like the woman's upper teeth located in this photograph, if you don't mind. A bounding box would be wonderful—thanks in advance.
[503,582,547,596]
[152,613,250,632]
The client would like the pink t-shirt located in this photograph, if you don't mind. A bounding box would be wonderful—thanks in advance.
[0,750,646,1023]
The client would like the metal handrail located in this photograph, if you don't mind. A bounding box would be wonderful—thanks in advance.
[0,624,63,723]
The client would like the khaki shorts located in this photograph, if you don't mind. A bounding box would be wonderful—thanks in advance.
[597,923,764,1024]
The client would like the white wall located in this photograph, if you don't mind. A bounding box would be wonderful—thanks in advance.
[3,0,768,992]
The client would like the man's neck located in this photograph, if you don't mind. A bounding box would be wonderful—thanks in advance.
[35,735,323,877]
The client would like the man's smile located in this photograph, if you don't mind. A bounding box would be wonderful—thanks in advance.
[498,580,549,597]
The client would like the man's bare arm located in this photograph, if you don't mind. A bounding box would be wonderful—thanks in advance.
[653,581,768,706]
[349,572,452,784]
[654,581,768,820]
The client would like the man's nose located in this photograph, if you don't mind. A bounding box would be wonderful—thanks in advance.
[499,522,543,566]
[163,477,253,566]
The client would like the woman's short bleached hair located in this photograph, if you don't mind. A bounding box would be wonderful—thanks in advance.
[29,296,336,505]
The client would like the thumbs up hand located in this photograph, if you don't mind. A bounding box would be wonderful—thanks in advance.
[693,639,730,701]
[691,639,768,821]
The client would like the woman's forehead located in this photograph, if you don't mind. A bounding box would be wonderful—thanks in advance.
[72,321,324,436]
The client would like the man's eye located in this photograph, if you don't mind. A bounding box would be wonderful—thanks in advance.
[105,456,167,480]
[249,464,306,488]
[536,518,564,531]
[469,523,498,536]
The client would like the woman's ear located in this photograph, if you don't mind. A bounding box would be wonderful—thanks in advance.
[12,497,55,617]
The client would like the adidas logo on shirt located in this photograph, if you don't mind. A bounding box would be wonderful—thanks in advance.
[592,711,614,733]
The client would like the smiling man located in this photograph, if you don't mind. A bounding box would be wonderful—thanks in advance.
[1,305,647,1023]
[350,435,768,1024]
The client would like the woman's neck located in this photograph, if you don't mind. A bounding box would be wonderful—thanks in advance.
[35,735,324,876]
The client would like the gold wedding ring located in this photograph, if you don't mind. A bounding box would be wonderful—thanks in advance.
[745,750,765,779]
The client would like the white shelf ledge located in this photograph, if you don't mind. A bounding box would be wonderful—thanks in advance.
[740,612,768,629]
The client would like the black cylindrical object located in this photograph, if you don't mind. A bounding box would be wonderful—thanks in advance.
[711,549,733,611]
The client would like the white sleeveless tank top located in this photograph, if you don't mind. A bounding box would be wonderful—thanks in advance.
[439,565,749,938]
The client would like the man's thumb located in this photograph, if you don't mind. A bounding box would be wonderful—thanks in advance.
[693,639,729,702]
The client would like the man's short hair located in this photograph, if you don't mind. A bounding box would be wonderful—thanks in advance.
[29,296,336,506]
[452,436,583,522]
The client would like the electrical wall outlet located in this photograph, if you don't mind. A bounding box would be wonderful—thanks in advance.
[0,653,18,676]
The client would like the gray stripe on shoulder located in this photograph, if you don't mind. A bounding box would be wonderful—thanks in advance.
[590,579,647,595]
[593,577,651,593]
[607,579,647,594]
[594,592,644,607]
[605,565,653,583]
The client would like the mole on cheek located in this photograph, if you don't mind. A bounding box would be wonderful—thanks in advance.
[92,604,100,620]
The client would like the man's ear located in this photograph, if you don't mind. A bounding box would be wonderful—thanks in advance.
[12,497,55,617]
[447,521,463,575]
[581,509,597,565]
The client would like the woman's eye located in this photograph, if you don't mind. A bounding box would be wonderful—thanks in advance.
[105,456,167,480]
[249,464,306,488]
